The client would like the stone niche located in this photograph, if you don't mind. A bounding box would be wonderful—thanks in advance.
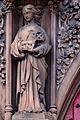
[10,0,57,120]
[0,0,60,119]
[1,0,80,120]
[12,0,51,111]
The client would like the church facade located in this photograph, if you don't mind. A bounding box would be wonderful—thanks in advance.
[0,0,80,120]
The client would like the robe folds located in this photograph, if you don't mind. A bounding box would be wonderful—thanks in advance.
[11,23,51,112]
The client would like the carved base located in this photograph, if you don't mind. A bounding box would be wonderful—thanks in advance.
[12,112,54,120]
[49,106,57,120]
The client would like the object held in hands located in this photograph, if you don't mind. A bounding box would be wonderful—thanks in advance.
[20,31,45,51]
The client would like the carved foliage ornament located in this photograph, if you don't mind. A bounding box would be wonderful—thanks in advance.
[0,1,6,83]
[3,0,15,12]
[57,0,80,88]
[0,0,15,83]
[48,0,60,13]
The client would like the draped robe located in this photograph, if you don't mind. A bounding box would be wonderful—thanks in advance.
[11,23,51,112]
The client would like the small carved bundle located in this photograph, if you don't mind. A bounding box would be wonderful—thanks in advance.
[21,31,45,51]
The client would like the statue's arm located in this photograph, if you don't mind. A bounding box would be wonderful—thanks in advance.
[11,31,25,58]
[31,43,51,57]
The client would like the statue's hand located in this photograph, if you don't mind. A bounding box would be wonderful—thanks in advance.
[18,40,29,52]
[29,46,43,57]
[28,47,39,52]
[30,44,51,57]
[18,40,35,52]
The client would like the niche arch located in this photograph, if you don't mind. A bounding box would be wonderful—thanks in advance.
[57,52,80,120]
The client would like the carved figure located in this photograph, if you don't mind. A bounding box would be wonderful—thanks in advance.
[11,5,51,113]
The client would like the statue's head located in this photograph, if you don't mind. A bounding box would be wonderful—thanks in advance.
[22,4,36,22]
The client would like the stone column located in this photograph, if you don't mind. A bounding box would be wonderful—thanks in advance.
[48,1,59,120]
[4,0,14,120]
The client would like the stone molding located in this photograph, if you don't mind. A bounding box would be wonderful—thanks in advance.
[12,112,54,120]
[4,1,13,120]
[57,52,80,119]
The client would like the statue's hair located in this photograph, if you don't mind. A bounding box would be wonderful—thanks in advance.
[22,4,37,14]
[22,4,44,25]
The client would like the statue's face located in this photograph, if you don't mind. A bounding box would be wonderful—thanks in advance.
[23,9,34,22]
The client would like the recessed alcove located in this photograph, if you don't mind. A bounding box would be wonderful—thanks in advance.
[12,0,51,114]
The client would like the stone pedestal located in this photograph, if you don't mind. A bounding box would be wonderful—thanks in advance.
[12,112,54,120]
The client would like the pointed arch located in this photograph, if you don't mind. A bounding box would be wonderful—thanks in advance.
[57,52,80,120]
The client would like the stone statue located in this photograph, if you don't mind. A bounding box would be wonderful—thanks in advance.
[11,4,51,113]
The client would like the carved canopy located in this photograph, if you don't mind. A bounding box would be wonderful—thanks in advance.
[4,0,63,6]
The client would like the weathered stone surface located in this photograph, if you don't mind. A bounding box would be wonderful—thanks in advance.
[57,0,80,89]
[0,1,6,83]
[11,4,51,114]
[12,112,53,120]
